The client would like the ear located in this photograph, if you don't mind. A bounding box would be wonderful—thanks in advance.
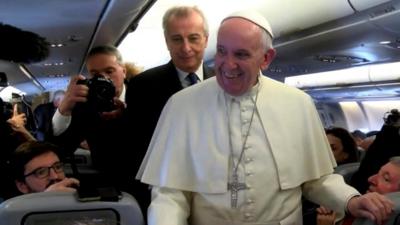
[15,180,29,194]
[121,64,127,79]
[165,36,172,51]
[204,34,209,47]
[260,48,276,70]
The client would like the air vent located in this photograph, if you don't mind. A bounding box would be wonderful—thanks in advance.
[386,38,400,49]
[315,55,368,64]
[369,5,395,18]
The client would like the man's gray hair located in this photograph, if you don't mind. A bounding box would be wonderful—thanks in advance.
[52,89,65,101]
[88,45,123,65]
[390,156,400,166]
[162,6,209,37]
[259,27,273,53]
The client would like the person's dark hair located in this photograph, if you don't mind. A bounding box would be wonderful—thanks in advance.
[383,109,400,126]
[366,130,379,137]
[0,98,13,122]
[326,127,359,164]
[10,141,60,182]
[0,97,6,122]
[351,130,366,140]
[87,45,123,65]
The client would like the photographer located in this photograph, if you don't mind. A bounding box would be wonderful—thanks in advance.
[350,109,400,193]
[51,45,149,211]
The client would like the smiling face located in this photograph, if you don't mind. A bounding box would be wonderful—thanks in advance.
[368,162,400,194]
[215,18,275,96]
[164,9,208,73]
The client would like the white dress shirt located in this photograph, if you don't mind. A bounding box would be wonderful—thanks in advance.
[176,63,204,88]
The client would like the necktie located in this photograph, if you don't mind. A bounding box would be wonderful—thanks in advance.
[186,73,198,86]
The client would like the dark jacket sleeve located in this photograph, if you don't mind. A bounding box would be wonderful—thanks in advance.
[48,103,91,159]
[350,125,400,193]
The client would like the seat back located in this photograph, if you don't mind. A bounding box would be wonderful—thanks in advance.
[0,191,144,225]
[353,192,400,225]
[334,162,360,184]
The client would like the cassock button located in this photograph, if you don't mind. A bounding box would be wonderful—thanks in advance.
[245,213,252,218]
[247,199,254,204]
[246,172,253,176]
[241,108,246,112]
[245,158,253,163]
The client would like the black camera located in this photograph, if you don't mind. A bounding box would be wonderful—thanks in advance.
[383,109,400,126]
[77,76,116,112]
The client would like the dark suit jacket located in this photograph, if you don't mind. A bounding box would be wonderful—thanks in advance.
[350,125,400,193]
[50,83,150,212]
[125,60,214,172]
[34,102,56,141]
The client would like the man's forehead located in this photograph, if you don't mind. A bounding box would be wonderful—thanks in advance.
[383,163,400,176]
[25,152,59,169]
[87,56,121,72]
[89,53,117,61]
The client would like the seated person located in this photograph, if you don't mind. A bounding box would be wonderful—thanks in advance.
[317,157,400,225]
[34,90,65,141]
[326,127,359,165]
[351,110,400,193]
[10,141,79,194]
[351,130,366,149]
[1,101,36,199]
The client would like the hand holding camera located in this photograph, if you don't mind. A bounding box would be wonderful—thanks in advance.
[59,74,116,117]
[76,75,116,113]
[100,97,125,121]
[59,75,89,116]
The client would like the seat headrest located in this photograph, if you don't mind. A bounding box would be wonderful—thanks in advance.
[0,191,144,225]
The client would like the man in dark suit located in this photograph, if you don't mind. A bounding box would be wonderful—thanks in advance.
[34,90,65,141]
[51,45,149,213]
[126,6,213,170]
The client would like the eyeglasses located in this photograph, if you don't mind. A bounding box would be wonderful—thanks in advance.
[24,162,64,179]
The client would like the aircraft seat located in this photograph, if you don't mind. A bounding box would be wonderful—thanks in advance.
[334,162,360,184]
[0,191,144,225]
[353,191,400,225]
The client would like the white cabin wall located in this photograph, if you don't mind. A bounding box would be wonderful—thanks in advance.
[338,101,369,133]
[316,100,400,133]
[361,100,400,131]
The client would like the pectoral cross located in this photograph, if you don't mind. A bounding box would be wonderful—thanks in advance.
[227,173,247,208]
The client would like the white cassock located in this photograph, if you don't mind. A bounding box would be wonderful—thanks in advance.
[137,75,359,225]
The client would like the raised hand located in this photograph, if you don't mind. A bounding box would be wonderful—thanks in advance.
[58,75,89,116]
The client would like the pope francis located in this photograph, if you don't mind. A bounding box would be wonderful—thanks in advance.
[137,9,394,225]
